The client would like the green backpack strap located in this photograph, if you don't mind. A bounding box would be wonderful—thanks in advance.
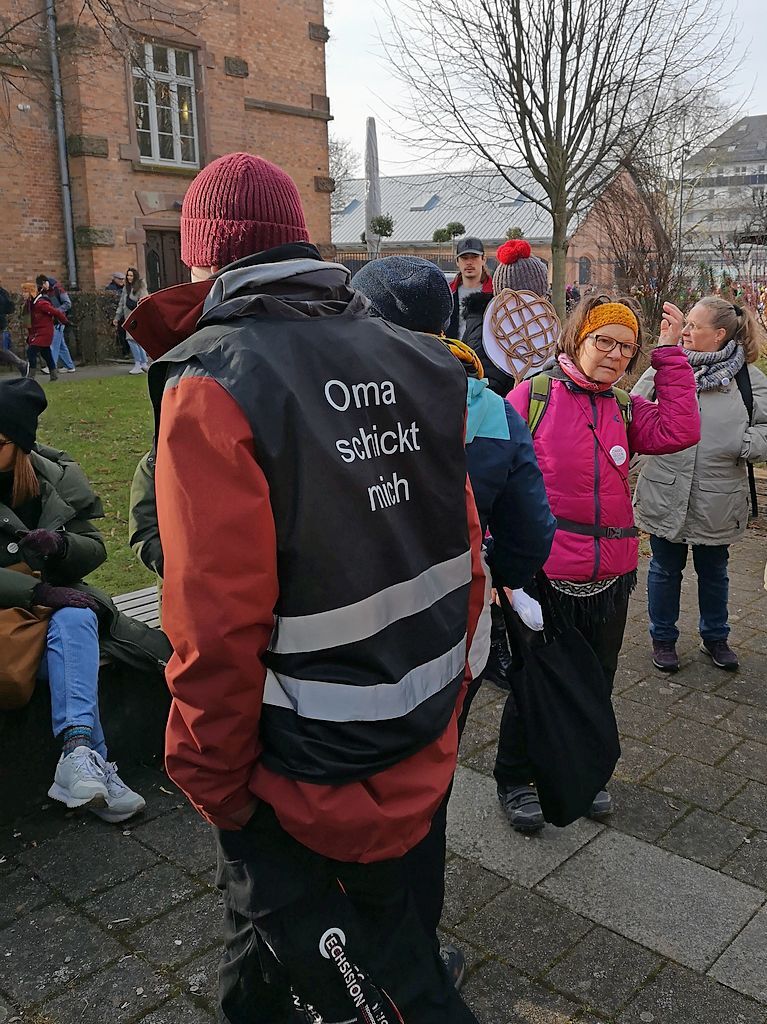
[527,374,552,437]
[613,386,633,429]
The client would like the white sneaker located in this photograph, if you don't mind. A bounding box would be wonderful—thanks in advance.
[89,755,146,823]
[40,365,50,374]
[129,365,143,375]
[48,746,108,808]
[140,363,149,372]
[63,367,76,373]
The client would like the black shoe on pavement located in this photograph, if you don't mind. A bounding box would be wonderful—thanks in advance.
[588,789,614,819]
[652,640,679,672]
[497,783,545,833]
[700,638,739,670]
[439,943,466,991]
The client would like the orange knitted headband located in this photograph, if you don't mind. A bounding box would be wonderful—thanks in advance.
[579,303,639,343]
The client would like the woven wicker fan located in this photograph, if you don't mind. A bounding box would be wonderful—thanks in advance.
[482,289,561,383]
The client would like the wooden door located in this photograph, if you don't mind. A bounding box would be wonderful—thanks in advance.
[145,230,186,292]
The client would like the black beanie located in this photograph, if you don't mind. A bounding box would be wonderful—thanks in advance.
[352,256,453,335]
[0,378,47,453]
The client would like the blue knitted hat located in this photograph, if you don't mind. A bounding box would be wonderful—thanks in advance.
[352,256,453,334]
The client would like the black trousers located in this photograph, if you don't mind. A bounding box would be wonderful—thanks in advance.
[494,591,630,788]
[27,344,55,372]
[402,677,483,943]
[215,801,478,1024]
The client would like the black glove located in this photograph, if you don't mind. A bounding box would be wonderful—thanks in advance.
[32,583,99,612]
[20,529,66,558]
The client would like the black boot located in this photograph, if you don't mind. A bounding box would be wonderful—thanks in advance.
[483,603,512,689]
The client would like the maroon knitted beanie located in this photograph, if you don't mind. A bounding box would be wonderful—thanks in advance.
[180,152,310,268]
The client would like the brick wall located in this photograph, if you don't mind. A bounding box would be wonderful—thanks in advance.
[0,0,331,291]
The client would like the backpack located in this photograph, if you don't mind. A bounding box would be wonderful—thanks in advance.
[526,373,633,437]
[734,365,759,519]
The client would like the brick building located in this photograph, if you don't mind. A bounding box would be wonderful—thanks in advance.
[0,0,332,293]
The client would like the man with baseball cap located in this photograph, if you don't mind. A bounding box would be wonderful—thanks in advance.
[129,153,487,1024]
[447,236,493,340]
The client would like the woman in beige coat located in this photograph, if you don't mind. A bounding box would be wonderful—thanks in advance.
[632,296,767,672]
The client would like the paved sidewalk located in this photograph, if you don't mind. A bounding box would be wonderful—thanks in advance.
[1,534,766,1023]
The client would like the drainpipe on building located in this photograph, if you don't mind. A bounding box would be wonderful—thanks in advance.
[45,0,78,289]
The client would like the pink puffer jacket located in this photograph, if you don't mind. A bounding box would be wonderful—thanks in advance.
[507,347,700,582]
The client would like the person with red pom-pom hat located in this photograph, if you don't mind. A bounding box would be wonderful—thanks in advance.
[460,238,550,396]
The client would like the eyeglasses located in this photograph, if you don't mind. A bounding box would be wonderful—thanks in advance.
[589,333,640,359]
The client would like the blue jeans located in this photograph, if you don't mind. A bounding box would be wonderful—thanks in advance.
[126,337,148,366]
[51,323,75,370]
[648,535,730,643]
[2,329,11,350]
[38,607,107,759]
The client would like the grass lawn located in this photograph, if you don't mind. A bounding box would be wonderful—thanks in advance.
[37,375,157,595]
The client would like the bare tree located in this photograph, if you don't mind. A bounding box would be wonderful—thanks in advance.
[384,0,737,316]
[329,133,361,214]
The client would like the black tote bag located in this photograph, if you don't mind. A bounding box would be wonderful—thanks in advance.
[497,575,621,827]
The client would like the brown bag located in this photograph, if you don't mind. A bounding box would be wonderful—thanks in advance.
[0,564,52,710]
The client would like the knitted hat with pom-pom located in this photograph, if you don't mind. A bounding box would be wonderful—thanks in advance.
[492,240,549,297]
[180,152,309,268]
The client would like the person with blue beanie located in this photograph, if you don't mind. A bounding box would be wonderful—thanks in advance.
[352,255,555,984]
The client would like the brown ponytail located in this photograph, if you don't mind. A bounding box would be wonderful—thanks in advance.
[10,449,40,507]
[696,295,766,364]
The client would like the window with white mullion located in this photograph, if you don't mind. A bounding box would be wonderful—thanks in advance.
[132,41,199,168]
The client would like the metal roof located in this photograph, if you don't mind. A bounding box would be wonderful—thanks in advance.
[331,169,559,247]
[687,115,767,168]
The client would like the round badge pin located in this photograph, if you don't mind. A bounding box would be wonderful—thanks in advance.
[6,542,19,555]
[610,445,627,467]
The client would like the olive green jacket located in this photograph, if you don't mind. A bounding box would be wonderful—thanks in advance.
[0,444,170,671]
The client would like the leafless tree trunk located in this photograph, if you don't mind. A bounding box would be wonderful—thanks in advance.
[384,0,737,317]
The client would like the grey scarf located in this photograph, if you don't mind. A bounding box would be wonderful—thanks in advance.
[686,339,745,392]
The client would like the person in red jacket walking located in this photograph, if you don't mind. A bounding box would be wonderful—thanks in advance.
[133,153,488,1024]
[25,275,68,380]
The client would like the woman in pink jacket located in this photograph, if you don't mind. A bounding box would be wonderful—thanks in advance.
[495,295,700,832]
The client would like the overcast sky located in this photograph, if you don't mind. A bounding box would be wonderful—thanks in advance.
[325,0,767,176]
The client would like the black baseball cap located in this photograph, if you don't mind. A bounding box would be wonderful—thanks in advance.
[456,236,484,257]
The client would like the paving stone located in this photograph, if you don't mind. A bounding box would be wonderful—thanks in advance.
[604,781,688,843]
[132,808,217,875]
[447,767,602,888]
[716,673,767,709]
[0,807,81,855]
[538,830,764,970]
[618,962,767,1023]
[0,902,123,1004]
[544,926,661,1016]
[612,698,674,741]
[39,955,171,1024]
[464,959,581,1022]
[658,810,751,869]
[0,867,54,928]
[123,767,187,824]
[723,705,767,744]
[459,710,500,758]
[721,741,767,784]
[615,646,657,686]
[621,678,690,709]
[138,996,215,1023]
[86,861,201,930]
[645,756,744,811]
[709,908,767,1004]
[671,656,731,693]
[722,782,767,831]
[454,884,590,974]
[128,892,222,968]
[19,826,158,900]
[613,741,672,782]
[650,716,739,765]
[441,855,511,928]
[459,741,497,776]
[722,832,767,890]
[674,689,739,726]
[173,946,220,1006]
